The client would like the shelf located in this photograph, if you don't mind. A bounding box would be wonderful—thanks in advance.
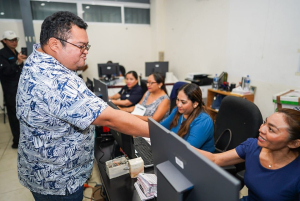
[206,89,255,121]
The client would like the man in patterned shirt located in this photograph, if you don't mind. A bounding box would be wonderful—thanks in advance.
[16,11,148,201]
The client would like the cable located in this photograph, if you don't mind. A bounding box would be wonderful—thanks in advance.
[98,144,106,165]
[91,185,103,201]
[83,195,94,201]
[100,185,106,199]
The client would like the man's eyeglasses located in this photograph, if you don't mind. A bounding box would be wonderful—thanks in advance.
[54,37,91,52]
[6,38,18,42]
[146,81,157,85]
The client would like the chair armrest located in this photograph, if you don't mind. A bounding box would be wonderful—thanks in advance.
[236,170,245,180]
[221,165,236,175]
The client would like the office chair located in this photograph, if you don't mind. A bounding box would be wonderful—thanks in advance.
[169,81,187,111]
[139,76,148,94]
[214,96,263,186]
[119,65,126,76]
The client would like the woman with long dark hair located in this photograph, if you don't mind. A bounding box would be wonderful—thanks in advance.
[160,83,214,152]
[109,71,143,107]
[123,72,170,122]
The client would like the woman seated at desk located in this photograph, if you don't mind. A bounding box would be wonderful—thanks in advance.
[196,108,300,201]
[109,71,143,107]
[122,72,170,122]
[160,83,215,152]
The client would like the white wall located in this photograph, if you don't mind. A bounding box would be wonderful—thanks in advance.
[163,0,300,119]
[1,0,300,119]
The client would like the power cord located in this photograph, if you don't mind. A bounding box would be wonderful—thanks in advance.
[83,183,103,201]
[91,184,106,201]
[98,145,105,165]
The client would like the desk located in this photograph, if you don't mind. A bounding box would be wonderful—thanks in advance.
[94,139,155,201]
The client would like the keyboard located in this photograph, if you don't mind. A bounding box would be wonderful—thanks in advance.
[133,137,153,168]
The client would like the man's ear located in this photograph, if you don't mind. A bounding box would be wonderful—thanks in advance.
[288,139,300,149]
[48,38,60,53]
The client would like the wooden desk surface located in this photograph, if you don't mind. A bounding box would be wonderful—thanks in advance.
[94,139,155,201]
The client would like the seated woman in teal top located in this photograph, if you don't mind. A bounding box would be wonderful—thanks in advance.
[160,83,215,152]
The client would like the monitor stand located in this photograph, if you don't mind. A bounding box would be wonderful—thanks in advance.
[156,161,193,201]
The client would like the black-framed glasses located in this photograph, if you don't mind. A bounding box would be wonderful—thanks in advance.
[54,37,91,52]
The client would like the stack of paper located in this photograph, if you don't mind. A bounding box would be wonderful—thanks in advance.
[134,173,157,201]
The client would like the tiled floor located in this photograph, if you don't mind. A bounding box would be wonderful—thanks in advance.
[0,114,101,201]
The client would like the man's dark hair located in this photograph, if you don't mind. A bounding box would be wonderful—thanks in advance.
[40,11,88,47]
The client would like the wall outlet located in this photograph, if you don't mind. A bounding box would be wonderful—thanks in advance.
[159,51,164,61]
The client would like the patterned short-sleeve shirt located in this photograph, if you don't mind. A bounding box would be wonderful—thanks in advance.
[16,44,107,195]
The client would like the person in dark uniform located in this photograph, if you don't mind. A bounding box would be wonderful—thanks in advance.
[109,71,143,107]
[0,31,27,148]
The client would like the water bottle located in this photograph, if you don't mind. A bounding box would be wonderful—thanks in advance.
[212,74,218,90]
[244,75,250,91]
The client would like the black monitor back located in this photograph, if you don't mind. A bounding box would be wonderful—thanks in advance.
[93,78,108,102]
[86,77,94,92]
[98,63,120,78]
[149,118,240,201]
[145,61,169,77]
[107,101,135,159]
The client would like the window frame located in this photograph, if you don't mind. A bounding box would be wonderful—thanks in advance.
[29,0,150,25]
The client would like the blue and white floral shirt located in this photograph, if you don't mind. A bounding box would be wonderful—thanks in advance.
[16,44,107,195]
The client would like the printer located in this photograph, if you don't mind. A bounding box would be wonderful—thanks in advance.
[185,73,213,86]
[186,73,210,80]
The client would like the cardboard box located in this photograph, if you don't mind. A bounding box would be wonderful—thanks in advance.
[105,156,129,179]
[92,186,105,201]
[128,157,144,178]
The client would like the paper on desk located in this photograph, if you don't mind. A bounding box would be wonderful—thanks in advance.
[131,104,146,116]
[134,182,155,201]
[138,173,157,186]
[231,86,252,95]
[136,173,157,198]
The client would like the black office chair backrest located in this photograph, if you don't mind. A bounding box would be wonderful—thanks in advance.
[140,79,148,94]
[169,81,187,111]
[119,65,126,76]
[214,96,263,152]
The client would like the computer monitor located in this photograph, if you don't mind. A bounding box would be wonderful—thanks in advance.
[145,61,169,77]
[86,77,94,92]
[107,101,135,159]
[218,72,228,89]
[98,63,120,79]
[93,78,109,102]
[149,118,240,201]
